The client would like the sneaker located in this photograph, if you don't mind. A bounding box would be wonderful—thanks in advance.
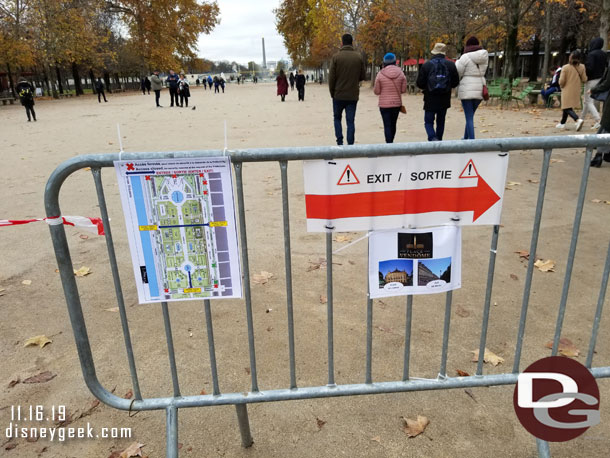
[556,123,565,129]
[575,118,584,131]
[593,122,601,130]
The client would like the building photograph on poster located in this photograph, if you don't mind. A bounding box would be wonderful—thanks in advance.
[369,226,461,298]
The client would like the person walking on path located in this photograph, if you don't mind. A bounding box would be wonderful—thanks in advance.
[589,63,610,166]
[328,33,366,145]
[144,76,151,94]
[166,70,180,107]
[178,74,190,107]
[150,70,164,107]
[373,53,407,143]
[296,69,306,101]
[289,71,295,91]
[16,77,36,122]
[416,43,459,141]
[207,75,213,90]
[557,50,587,131]
[582,37,606,129]
[95,78,108,103]
[213,76,220,93]
[277,69,289,101]
[140,77,147,95]
[456,36,488,140]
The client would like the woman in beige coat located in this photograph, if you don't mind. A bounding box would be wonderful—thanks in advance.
[557,50,587,130]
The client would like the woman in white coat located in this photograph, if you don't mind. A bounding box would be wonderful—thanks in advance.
[456,37,489,139]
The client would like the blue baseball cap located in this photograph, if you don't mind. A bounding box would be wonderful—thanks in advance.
[383,53,396,64]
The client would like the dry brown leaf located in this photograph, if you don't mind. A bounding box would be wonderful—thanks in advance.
[24,335,52,349]
[333,235,353,243]
[510,274,519,281]
[74,266,92,277]
[591,199,603,203]
[480,129,489,133]
[376,325,393,333]
[124,389,133,399]
[105,307,119,312]
[507,181,521,186]
[119,442,145,458]
[316,417,327,430]
[605,201,610,205]
[545,337,580,357]
[252,271,274,284]
[456,369,470,377]
[401,415,429,438]
[455,305,470,318]
[534,259,555,272]
[528,179,540,184]
[8,378,20,388]
[515,250,530,260]
[319,294,327,304]
[370,436,381,443]
[200,388,207,395]
[244,367,251,375]
[22,280,32,285]
[307,258,327,271]
[23,371,56,384]
[550,159,565,164]
[471,348,504,366]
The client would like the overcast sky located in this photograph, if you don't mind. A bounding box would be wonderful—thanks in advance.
[197,0,289,65]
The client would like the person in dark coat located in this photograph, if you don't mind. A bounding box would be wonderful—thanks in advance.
[16,77,36,122]
[144,76,151,94]
[178,74,190,107]
[140,77,147,95]
[589,65,610,166]
[213,76,220,93]
[277,69,289,101]
[289,71,295,91]
[416,43,459,141]
[166,70,180,107]
[295,69,306,101]
[95,78,107,103]
[582,37,607,129]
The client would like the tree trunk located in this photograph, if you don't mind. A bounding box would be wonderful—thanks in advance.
[44,64,58,98]
[103,71,111,92]
[56,65,64,94]
[529,32,541,82]
[72,62,83,95]
[504,0,521,82]
[89,69,96,92]
[601,0,610,50]
[6,63,16,98]
[541,0,552,84]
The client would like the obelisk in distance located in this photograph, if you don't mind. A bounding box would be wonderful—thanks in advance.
[262,37,267,69]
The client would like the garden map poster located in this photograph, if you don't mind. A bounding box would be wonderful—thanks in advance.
[369,226,461,298]
[115,157,242,303]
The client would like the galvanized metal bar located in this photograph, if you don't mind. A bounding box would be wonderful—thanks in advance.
[161,302,181,397]
[402,295,413,381]
[536,438,551,458]
[513,149,552,373]
[439,291,453,378]
[234,162,259,392]
[204,299,220,395]
[476,225,500,375]
[235,404,254,447]
[279,161,297,389]
[552,148,593,355]
[586,240,610,368]
[326,230,335,385]
[165,406,178,458]
[365,293,373,384]
[91,168,142,400]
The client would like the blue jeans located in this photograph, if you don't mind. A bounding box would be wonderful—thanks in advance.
[541,86,559,101]
[424,109,447,141]
[333,99,358,145]
[379,107,401,143]
[461,99,481,140]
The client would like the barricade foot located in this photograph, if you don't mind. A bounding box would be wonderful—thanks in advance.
[235,404,254,448]
[166,406,178,458]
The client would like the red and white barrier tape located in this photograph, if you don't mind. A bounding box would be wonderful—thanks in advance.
[0,216,105,235]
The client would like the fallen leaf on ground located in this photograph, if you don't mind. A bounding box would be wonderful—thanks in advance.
[124,389,133,399]
[464,389,477,402]
[528,179,540,184]
[266,326,273,331]
[307,258,327,271]
[23,371,56,384]
[515,250,530,260]
[252,271,273,284]
[591,199,603,203]
[8,378,20,388]
[455,305,470,318]
[24,335,52,348]
[456,369,470,377]
[79,234,89,240]
[22,280,32,285]
[244,367,251,375]
[507,181,521,186]
[316,417,326,430]
[319,295,327,304]
[119,442,145,458]
[74,266,92,277]
[471,348,505,366]
[200,388,207,395]
[401,415,429,438]
[534,259,555,272]
[550,159,565,163]
[481,129,489,133]
[4,442,17,450]
[376,325,393,333]
[105,307,119,312]
[545,337,580,357]
[510,274,519,281]
[333,235,353,243]
[370,436,381,443]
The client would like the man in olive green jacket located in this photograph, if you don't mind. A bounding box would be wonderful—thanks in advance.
[150,70,164,107]
[328,34,366,145]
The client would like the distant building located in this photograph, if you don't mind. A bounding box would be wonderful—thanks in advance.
[418,263,439,285]
[384,268,412,286]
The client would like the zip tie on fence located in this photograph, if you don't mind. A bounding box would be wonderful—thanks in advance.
[332,232,371,255]
[0,216,105,235]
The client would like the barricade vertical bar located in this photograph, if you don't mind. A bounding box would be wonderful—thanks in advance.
[161,302,181,397]
[203,299,220,395]
[439,291,453,378]
[365,292,373,384]
[91,168,142,400]
[586,241,610,368]
[234,162,259,392]
[326,231,335,385]
[552,148,592,356]
[536,438,551,458]
[279,161,297,389]
[235,404,254,448]
[166,406,178,458]
[402,296,413,381]
[476,225,500,375]
[513,149,552,373]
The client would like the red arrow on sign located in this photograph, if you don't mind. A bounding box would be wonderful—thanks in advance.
[305,176,500,222]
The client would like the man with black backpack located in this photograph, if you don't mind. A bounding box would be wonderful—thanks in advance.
[16,77,36,122]
[416,43,459,141]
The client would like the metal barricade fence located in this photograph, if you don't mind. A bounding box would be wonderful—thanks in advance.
[45,135,610,458]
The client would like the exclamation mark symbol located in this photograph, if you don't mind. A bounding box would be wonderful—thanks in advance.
[346,169,351,182]
[468,163,472,175]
